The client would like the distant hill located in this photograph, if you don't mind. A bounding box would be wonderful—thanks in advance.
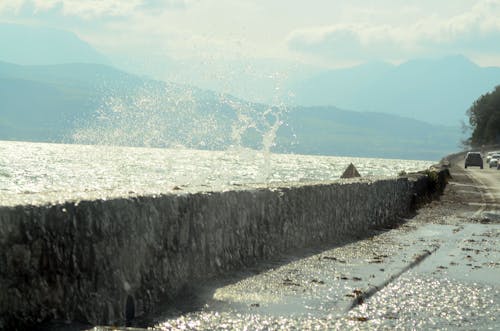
[0,61,460,160]
[0,61,240,148]
[0,23,109,65]
[290,55,500,126]
[0,61,144,141]
[276,107,461,160]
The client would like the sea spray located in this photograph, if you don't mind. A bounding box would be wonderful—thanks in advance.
[72,82,231,150]
[259,107,284,182]
[69,65,294,186]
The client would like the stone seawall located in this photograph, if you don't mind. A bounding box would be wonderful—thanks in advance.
[0,174,438,329]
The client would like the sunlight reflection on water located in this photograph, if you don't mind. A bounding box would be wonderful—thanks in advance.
[0,140,434,206]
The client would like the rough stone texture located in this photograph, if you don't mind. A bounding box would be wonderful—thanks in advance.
[0,175,436,329]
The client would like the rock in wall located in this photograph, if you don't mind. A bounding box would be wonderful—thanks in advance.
[0,175,429,329]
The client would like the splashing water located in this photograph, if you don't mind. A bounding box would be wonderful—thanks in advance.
[72,82,233,150]
[71,75,289,184]
[260,107,284,182]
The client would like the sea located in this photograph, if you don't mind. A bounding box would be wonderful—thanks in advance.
[0,140,435,206]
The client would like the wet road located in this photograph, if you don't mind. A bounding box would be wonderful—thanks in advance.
[93,158,499,330]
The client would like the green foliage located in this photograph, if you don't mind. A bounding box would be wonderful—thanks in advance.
[427,167,451,193]
[467,85,500,146]
[423,169,439,184]
[422,168,448,195]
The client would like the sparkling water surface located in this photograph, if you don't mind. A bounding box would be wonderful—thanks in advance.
[0,140,434,206]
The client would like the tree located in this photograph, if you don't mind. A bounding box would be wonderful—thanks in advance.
[466,85,500,147]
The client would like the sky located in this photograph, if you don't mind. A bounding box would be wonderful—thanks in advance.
[1,0,500,100]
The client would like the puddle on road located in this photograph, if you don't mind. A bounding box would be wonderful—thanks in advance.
[343,221,500,330]
[142,221,500,330]
[481,211,500,222]
[396,222,499,285]
[348,273,499,330]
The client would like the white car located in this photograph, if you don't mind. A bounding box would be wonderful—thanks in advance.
[489,154,500,168]
[486,151,500,163]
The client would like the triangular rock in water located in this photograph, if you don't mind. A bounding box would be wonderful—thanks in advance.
[340,163,361,179]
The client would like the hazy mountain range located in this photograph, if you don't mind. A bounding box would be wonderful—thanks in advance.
[2,23,498,160]
[290,56,500,126]
[0,23,109,65]
[0,60,460,160]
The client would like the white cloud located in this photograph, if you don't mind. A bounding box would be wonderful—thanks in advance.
[2,0,500,69]
[0,0,192,19]
[138,0,189,12]
[287,0,500,63]
[287,24,399,61]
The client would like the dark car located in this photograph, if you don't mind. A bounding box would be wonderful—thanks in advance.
[464,152,483,169]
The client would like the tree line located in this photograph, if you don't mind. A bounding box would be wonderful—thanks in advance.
[465,85,500,147]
